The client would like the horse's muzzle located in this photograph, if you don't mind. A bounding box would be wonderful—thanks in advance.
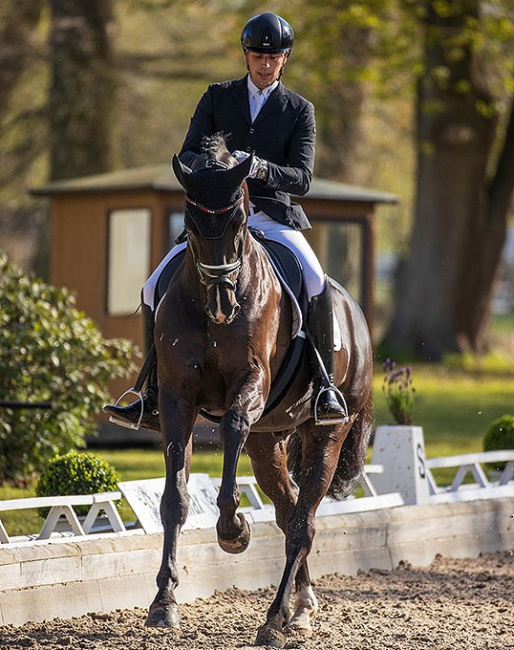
[205,285,240,325]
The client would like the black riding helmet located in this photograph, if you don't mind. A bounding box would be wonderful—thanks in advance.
[241,12,294,54]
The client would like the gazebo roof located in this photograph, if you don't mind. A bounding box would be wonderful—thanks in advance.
[32,164,398,205]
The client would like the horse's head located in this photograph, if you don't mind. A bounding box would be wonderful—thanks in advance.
[172,134,253,325]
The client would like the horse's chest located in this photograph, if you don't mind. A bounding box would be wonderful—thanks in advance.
[197,336,250,406]
[203,336,245,380]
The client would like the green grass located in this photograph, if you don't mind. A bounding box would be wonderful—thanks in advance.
[96,448,254,481]
[1,361,512,537]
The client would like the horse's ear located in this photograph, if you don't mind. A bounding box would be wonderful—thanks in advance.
[224,152,254,187]
[172,155,193,193]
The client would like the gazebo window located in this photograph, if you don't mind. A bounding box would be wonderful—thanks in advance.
[306,221,364,302]
[168,211,185,247]
[107,208,151,316]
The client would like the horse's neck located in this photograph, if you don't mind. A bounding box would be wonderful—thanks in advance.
[240,234,270,284]
[182,248,207,298]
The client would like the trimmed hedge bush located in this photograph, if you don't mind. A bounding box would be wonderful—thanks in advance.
[36,451,121,516]
[483,414,514,471]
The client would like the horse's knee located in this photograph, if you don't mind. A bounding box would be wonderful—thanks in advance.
[220,408,250,432]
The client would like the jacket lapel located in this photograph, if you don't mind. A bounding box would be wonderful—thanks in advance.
[231,76,252,124]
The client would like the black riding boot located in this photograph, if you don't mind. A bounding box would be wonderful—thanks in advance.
[309,279,348,425]
[103,303,160,432]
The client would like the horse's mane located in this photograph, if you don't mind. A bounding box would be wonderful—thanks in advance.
[200,133,232,162]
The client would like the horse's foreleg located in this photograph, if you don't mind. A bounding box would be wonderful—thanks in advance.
[255,426,346,648]
[216,408,252,554]
[146,390,195,628]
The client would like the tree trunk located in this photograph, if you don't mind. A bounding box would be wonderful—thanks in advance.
[49,0,116,180]
[385,0,512,359]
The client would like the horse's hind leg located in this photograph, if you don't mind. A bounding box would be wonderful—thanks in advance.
[245,432,319,643]
[253,423,348,648]
[287,572,318,637]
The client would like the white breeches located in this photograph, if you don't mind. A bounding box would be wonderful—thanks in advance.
[142,210,325,311]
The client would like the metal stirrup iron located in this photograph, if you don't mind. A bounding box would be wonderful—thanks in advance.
[313,385,349,426]
[310,342,350,426]
[107,388,145,430]
[107,343,157,431]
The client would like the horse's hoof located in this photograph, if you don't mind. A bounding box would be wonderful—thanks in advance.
[255,624,286,648]
[217,512,251,554]
[285,622,313,638]
[145,602,180,628]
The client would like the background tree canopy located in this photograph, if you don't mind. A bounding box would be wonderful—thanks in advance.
[0,0,513,359]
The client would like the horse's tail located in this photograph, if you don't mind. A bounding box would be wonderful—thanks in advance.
[287,392,374,500]
[328,392,374,499]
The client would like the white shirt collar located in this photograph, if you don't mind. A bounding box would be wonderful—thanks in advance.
[247,76,279,99]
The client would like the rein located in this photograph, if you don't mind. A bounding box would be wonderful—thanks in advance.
[185,193,245,292]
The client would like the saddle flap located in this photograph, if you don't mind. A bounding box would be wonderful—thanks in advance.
[251,231,304,300]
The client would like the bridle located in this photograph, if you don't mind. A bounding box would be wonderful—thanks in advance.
[185,193,246,292]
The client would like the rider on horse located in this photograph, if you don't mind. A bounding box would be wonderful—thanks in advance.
[104,12,348,429]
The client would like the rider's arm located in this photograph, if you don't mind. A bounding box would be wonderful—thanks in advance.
[178,87,215,169]
[263,100,315,197]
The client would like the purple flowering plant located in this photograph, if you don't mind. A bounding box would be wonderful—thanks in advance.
[382,358,416,425]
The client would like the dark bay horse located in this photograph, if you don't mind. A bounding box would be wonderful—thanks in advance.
[147,134,373,648]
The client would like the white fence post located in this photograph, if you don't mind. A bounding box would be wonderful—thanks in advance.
[371,425,431,505]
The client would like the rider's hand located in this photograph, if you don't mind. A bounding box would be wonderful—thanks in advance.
[231,150,268,181]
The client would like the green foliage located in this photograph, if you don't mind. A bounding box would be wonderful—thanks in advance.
[381,358,416,425]
[0,252,136,483]
[36,452,121,517]
[483,414,514,471]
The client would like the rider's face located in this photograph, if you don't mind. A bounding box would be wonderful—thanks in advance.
[245,51,288,90]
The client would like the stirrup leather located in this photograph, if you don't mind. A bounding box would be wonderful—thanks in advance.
[314,385,350,426]
[107,388,144,430]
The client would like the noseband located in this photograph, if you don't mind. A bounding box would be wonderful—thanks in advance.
[185,194,245,292]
